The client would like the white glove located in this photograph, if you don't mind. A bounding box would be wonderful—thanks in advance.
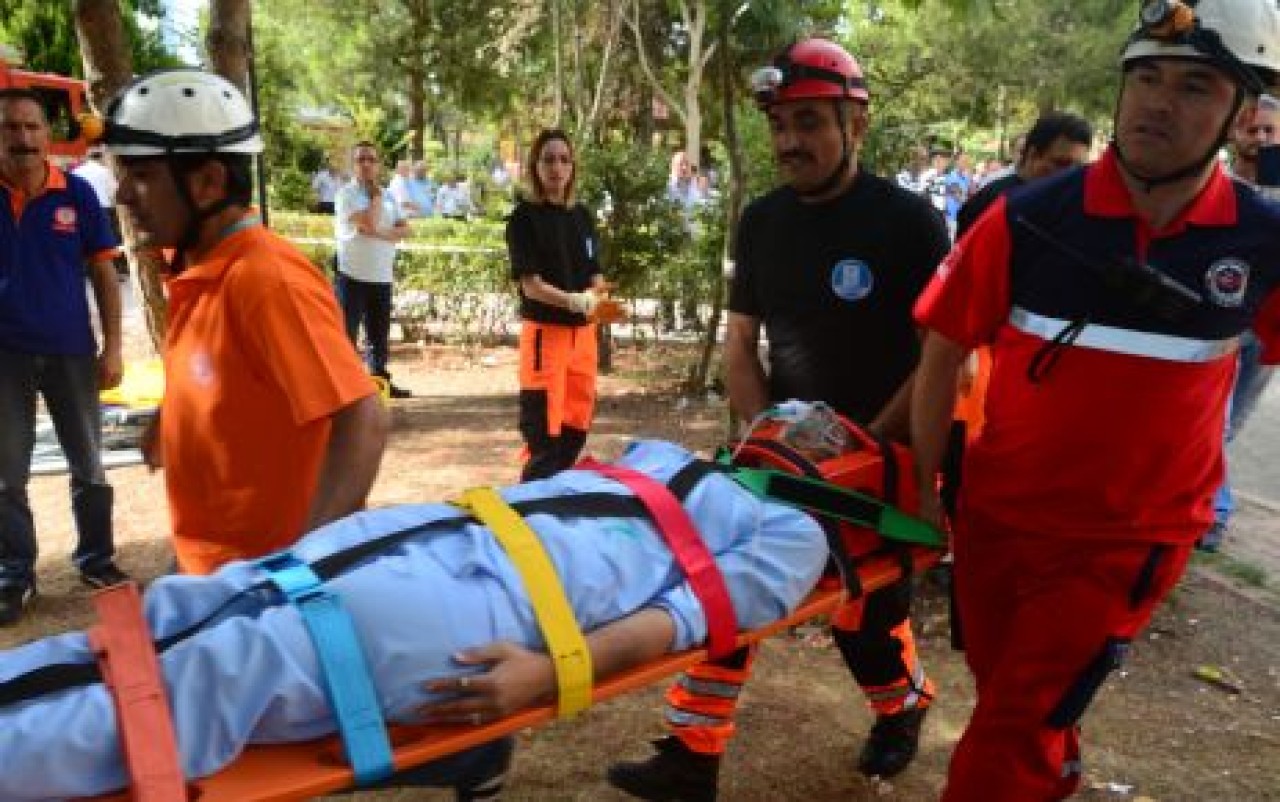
[565,291,598,316]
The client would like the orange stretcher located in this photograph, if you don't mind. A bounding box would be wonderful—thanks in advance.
[89,545,940,802]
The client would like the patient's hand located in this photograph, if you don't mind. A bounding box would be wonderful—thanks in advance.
[417,642,556,725]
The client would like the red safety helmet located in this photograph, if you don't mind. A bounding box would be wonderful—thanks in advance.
[751,38,869,107]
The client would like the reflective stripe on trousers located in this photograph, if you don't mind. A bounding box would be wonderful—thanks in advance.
[664,580,933,756]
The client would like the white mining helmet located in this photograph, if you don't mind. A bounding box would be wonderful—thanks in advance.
[103,68,263,157]
[1122,0,1280,90]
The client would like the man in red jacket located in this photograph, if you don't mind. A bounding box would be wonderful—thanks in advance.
[911,2,1280,799]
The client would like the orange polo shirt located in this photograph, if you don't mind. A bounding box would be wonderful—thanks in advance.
[162,219,375,573]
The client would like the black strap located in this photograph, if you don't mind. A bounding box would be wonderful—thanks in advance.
[735,438,863,598]
[665,458,728,501]
[0,491,655,709]
[861,427,900,507]
[858,429,915,580]
[750,471,886,529]
[1027,316,1088,383]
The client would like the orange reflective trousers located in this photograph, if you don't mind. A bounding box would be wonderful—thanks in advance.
[518,321,597,481]
[664,575,934,755]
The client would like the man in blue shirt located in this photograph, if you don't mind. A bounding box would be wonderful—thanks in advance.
[410,160,436,217]
[0,89,129,625]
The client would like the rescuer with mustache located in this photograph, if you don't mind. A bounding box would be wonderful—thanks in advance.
[606,37,951,801]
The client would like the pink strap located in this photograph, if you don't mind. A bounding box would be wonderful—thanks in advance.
[579,459,739,659]
[89,583,188,802]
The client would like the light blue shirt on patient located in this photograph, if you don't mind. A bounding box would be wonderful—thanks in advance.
[0,440,826,800]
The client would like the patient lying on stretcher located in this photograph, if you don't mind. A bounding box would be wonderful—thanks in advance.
[0,440,826,801]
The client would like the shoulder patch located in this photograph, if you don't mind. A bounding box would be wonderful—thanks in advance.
[1205,258,1249,308]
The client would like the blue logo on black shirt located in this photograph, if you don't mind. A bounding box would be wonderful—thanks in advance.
[830,259,874,302]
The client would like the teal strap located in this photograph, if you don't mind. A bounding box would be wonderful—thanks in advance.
[214,214,261,243]
[257,552,394,786]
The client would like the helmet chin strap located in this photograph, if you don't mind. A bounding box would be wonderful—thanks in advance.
[165,153,235,272]
[794,100,854,200]
[1112,82,1244,192]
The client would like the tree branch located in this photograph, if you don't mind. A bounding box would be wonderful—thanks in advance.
[624,0,686,128]
[586,0,624,136]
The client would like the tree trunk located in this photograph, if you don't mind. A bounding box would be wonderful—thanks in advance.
[408,65,426,160]
[207,1,271,226]
[207,0,253,92]
[693,1,745,415]
[74,0,168,352]
[551,0,564,126]
[682,1,708,169]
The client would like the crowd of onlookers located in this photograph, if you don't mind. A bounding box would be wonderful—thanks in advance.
[893,139,1025,239]
[308,155,517,222]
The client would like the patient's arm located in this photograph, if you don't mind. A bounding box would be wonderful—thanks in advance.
[417,607,676,723]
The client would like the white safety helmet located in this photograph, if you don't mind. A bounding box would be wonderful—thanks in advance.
[1122,0,1280,91]
[104,68,263,157]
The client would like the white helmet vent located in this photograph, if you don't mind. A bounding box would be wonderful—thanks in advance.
[104,68,264,157]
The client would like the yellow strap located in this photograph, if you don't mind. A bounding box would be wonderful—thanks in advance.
[454,486,594,717]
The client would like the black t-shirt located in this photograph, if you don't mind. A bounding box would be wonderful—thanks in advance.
[956,172,1022,240]
[506,199,602,325]
[729,169,950,424]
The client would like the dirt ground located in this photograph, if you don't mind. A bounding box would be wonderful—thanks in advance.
[5,342,1279,802]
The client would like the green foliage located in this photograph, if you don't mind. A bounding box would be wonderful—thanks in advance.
[577,139,688,296]
[252,0,1148,341]
[0,0,179,78]
[267,165,316,212]
[272,211,506,244]
[852,0,1132,172]
[281,213,512,345]
[734,101,783,201]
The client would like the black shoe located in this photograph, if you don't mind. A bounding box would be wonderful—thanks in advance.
[1196,521,1228,553]
[0,584,36,626]
[857,706,928,778]
[455,736,515,802]
[388,383,413,399]
[80,562,130,590]
[607,736,719,802]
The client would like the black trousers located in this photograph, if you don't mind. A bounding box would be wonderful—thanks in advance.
[335,273,392,377]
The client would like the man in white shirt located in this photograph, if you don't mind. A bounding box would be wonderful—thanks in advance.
[436,174,474,221]
[409,160,436,217]
[334,141,412,398]
[72,146,116,209]
[311,163,341,214]
[72,146,125,277]
[388,159,419,216]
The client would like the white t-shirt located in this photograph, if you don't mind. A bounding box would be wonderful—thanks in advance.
[334,181,401,284]
[311,170,340,204]
[72,159,117,209]
[388,173,415,211]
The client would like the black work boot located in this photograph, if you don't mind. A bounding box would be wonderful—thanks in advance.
[857,706,928,778]
[607,736,720,802]
[455,736,515,802]
[374,370,413,399]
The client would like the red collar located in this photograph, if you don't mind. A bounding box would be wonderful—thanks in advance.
[1083,147,1237,233]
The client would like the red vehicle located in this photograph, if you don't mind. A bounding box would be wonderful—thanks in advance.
[0,44,91,162]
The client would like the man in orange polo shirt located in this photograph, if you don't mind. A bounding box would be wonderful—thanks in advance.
[104,69,388,574]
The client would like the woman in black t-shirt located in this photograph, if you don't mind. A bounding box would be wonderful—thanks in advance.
[506,129,612,480]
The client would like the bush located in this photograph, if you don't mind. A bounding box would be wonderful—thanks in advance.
[577,141,693,298]
[285,218,512,346]
[268,165,317,213]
